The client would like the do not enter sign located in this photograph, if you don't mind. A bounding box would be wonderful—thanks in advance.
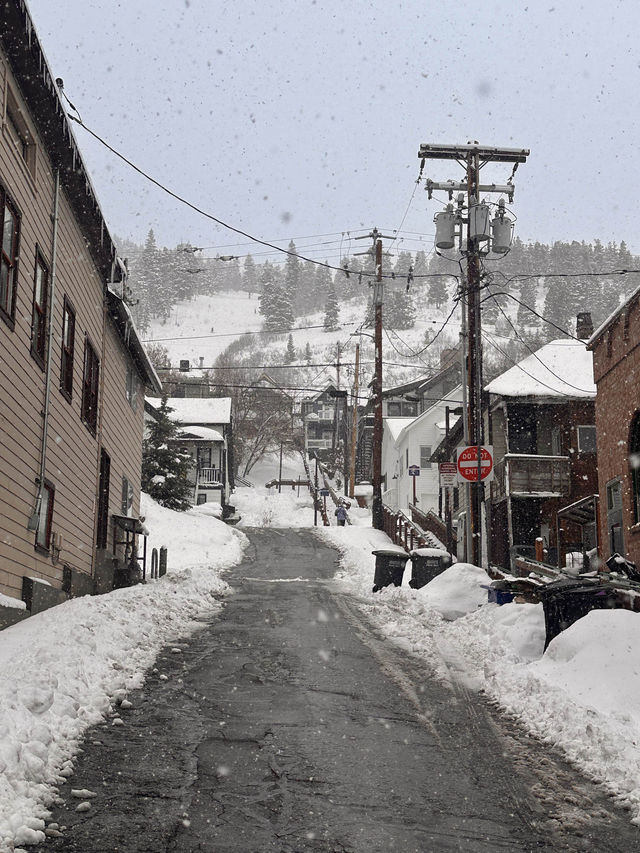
[456,445,494,483]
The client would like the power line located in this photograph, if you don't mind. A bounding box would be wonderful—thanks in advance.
[141,320,359,343]
[155,357,442,372]
[481,329,593,397]
[481,285,593,395]
[66,113,448,282]
[482,290,581,341]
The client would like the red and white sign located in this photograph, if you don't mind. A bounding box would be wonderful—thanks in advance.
[439,462,457,488]
[456,445,494,483]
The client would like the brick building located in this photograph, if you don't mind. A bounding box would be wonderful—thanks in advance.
[588,289,640,565]
[485,325,598,571]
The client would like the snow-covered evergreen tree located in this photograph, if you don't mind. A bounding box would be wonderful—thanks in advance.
[323,278,340,331]
[244,254,258,297]
[387,287,416,329]
[284,333,296,363]
[428,276,448,308]
[142,398,192,511]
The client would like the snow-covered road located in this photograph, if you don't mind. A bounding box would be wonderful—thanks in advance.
[2,484,640,850]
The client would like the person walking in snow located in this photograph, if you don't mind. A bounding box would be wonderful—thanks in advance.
[334,503,347,526]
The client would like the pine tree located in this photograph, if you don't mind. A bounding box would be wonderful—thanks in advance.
[428,276,448,308]
[285,333,296,363]
[387,287,416,329]
[323,279,340,331]
[259,262,281,330]
[284,241,301,314]
[304,341,312,364]
[244,254,258,297]
[142,398,193,511]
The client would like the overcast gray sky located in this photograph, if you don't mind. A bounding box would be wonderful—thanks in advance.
[26,0,640,262]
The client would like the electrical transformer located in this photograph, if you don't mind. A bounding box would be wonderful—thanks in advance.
[434,207,456,250]
[469,201,491,242]
[491,213,513,253]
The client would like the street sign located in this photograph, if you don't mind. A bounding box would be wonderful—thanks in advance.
[456,445,494,483]
[408,465,420,477]
[439,462,457,488]
[319,488,330,496]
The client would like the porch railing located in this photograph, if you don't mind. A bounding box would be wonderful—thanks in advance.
[197,467,221,485]
[492,454,570,501]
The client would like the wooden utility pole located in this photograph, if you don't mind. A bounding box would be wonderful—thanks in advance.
[349,343,360,498]
[355,227,394,531]
[418,143,529,565]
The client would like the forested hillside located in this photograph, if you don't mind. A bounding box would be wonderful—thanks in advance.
[120,231,640,346]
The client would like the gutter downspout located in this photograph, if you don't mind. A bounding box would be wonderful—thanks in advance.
[28,169,60,531]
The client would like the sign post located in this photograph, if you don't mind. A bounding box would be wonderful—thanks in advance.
[456,445,494,484]
[408,465,420,505]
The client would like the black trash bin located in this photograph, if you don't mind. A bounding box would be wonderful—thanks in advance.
[538,578,618,650]
[408,547,452,589]
[371,548,410,593]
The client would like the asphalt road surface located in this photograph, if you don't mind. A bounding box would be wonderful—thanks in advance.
[34,529,640,852]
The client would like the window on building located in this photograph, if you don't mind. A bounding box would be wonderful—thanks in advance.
[197,446,212,469]
[30,250,49,367]
[35,481,55,552]
[0,189,20,326]
[60,297,75,400]
[577,425,596,454]
[125,365,139,411]
[121,476,134,517]
[630,413,640,524]
[81,338,100,434]
[420,445,432,469]
[387,401,402,417]
[5,86,36,177]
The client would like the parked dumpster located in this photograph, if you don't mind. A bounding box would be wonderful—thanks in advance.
[538,578,619,650]
[372,548,410,593]
[408,547,452,589]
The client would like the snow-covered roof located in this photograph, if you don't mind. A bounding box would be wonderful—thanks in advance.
[177,425,224,442]
[485,339,595,399]
[385,417,415,441]
[146,396,231,424]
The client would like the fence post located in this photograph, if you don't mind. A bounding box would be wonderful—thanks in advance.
[159,547,167,577]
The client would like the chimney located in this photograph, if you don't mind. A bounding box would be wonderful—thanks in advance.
[576,312,593,340]
[199,356,204,369]
[440,346,458,369]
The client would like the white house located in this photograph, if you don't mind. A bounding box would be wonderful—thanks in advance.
[145,397,233,506]
[382,388,462,514]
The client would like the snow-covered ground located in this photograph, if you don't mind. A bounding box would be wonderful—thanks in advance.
[321,523,640,825]
[4,486,640,851]
[0,495,247,852]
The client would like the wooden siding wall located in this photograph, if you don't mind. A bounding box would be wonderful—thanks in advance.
[0,53,144,599]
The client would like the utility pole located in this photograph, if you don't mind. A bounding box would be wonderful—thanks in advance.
[418,143,529,566]
[349,343,360,499]
[355,227,394,531]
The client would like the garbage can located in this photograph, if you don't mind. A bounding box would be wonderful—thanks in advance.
[486,579,516,605]
[371,548,410,593]
[538,578,618,650]
[408,547,452,589]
